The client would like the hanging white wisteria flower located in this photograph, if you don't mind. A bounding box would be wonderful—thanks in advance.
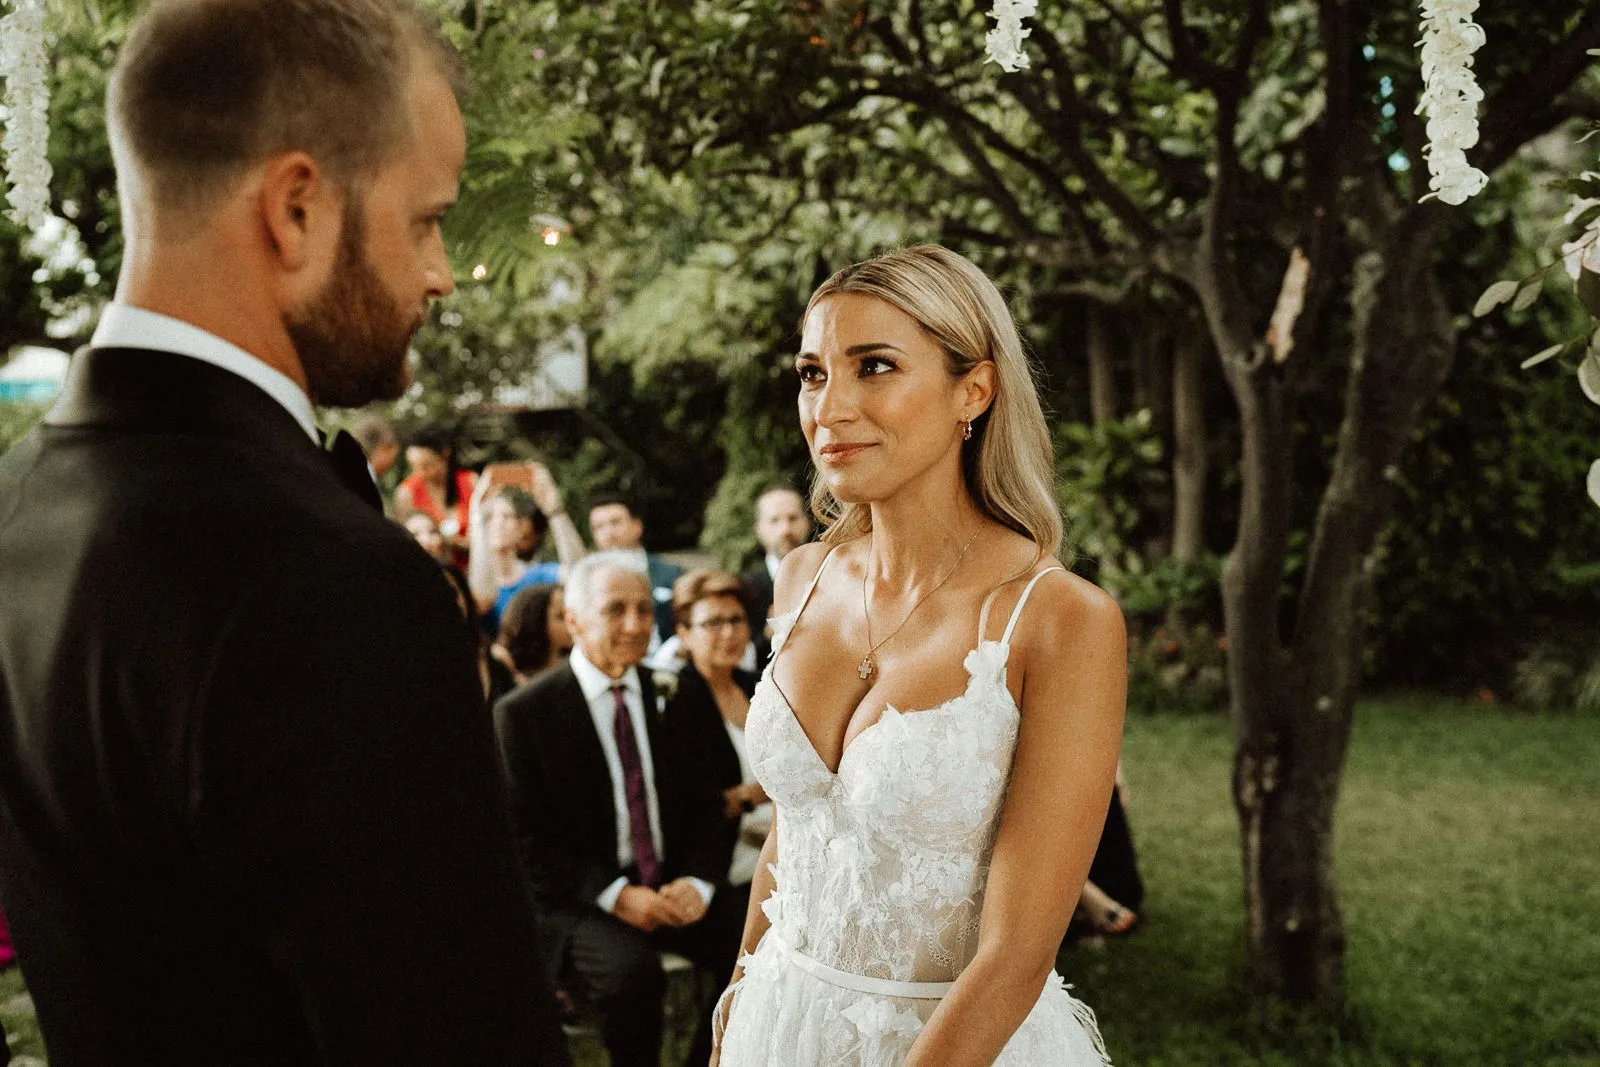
[0,0,53,229]
[1416,0,1489,205]
[984,0,1038,74]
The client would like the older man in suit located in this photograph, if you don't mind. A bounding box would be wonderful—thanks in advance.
[495,551,742,1067]
[0,2,566,1062]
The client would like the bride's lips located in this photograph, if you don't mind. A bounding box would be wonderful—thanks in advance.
[817,442,875,465]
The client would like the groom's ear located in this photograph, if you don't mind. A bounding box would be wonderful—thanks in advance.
[259,152,343,288]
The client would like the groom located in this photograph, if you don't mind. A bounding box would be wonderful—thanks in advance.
[0,1,567,1062]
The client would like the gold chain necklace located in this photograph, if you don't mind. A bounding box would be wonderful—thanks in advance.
[858,527,980,682]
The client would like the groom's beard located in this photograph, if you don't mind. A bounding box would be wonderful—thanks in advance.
[287,202,419,408]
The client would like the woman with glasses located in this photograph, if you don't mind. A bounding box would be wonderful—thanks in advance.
[663,569,772,889]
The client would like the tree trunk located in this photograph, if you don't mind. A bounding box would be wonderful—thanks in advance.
[1170,327,1207,566]
[1217,200,1455,1008]
[1086,303,1116,428]
[1166,327,1209,632]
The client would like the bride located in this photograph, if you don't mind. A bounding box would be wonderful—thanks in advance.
[711,245,1126,1065]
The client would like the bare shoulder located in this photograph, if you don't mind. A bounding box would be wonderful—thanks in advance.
[1028,568,1125,638]
[1011,569,1127,688]
[771,540,837,615]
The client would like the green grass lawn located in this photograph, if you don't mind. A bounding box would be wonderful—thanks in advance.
[1066,697,1600,1067]
[4,697,1597,1066]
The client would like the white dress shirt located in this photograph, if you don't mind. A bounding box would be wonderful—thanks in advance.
[765,553,782,581]
[568,646,714,912]
[91,303,319,442]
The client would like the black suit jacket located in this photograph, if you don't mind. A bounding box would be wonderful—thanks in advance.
[0,348,564,1065]
[741,566,776,667]
[492,662,730,921]
[663,663,760,798]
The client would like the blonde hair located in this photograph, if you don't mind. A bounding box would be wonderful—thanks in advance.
[804,245,1068,559]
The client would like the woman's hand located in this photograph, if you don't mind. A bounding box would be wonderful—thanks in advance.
[528,461,565,517]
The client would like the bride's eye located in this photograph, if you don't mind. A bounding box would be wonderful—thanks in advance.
[796,363,825,385]
[859,356,897,376]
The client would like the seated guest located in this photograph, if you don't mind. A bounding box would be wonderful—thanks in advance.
[662,570,771,889]
[394,426,475,565]
[470,463,586,634]
[492,582,572,684]
[743,483,811,664]
[493,552,741,1067]
[587,493,681,647]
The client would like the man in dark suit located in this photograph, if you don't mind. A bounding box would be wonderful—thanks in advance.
[0,2,567,1062]
[743,483,812,665]
[587,493,683,646]
[495,552,742,1067]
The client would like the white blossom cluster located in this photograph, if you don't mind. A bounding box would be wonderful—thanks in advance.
[1417,0,1489,205]
[1,0,53,229]
[984,0,1038,74]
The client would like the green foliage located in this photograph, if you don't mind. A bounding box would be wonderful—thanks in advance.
[1369,209,1600,690]
[1056,412,1165,569]
[1127,620,1230,715]
[0,402,46,456]
[1510,636,1600,714]
[697,356,812,570]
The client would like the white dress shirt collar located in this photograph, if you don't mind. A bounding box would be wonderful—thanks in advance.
[765,553,782,581]
[569,644,642,702]
[91,303,319,442]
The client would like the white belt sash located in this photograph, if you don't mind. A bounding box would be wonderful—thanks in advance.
[772,933,955,1000]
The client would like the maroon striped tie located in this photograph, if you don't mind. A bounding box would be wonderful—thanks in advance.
[611,685,662,887]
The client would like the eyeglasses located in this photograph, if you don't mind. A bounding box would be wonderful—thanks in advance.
[691,613,749,632]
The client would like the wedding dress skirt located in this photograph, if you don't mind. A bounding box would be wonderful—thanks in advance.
[715,563,1112,1065]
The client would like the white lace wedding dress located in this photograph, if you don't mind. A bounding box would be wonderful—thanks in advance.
[715,556,1112,1065]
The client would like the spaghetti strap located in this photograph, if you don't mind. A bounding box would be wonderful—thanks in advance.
[976,586,1005,645]
[1000,567,1066,647]
[792,545,840,622]
[767,545,841,695]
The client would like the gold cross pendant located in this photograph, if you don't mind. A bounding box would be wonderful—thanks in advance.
[858,654,875,681]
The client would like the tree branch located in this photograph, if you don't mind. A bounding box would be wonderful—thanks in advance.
[1091,0,1176,73]
[1478,8,1600,175]
[1162,0,1227,89]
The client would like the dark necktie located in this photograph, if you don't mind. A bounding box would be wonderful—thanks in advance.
[611,684,662,887]
[320,428,384,513]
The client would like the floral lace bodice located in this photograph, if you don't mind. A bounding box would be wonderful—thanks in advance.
[745,607,1026,985]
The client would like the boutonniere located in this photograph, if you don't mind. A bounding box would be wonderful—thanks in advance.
[652,669,680,713]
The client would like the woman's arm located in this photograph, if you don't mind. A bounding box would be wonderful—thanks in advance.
[903,573,1126,1067]
[465,476,498,611]
[528,462,588,573]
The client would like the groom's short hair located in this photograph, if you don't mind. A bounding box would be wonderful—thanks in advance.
[107,0,466,218]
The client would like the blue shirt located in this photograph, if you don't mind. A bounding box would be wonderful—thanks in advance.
[486,562,563,637]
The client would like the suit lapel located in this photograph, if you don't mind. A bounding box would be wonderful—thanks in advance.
[552,669,613,832]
